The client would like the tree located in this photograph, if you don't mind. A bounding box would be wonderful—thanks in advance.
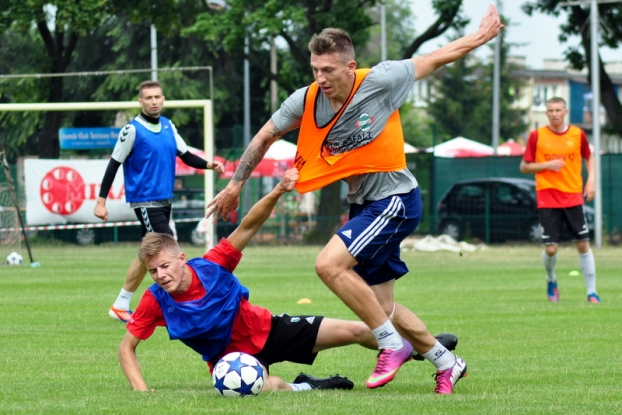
[184,0,378,94]
[523,1,622,135]
[357,0,416,66]
[426,51,487,141]
[0,1,119,158]
[0,0,237,160]
[402,0,469,60]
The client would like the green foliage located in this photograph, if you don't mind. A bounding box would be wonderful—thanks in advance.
[0,1,237,157]
[399,103,435,148]
[0,0,475,159]
[0,0,115,158]
[523,1,622,54]
[356,0,416,67]
[0,28,49,161]
[426,49,497,141]
[1,244,621,414]
[523,0,622,136]
[184,0,378,92]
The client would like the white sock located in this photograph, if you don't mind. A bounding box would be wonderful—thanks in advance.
[542,252,557,282]
[579,250,597,295]
[288,382,312,392]
[422,341,456,371]
[113,289,134,310]
[371,320,404,350]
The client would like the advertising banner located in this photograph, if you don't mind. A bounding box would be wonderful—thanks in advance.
[25,159,135,225]
[59,127,120,150]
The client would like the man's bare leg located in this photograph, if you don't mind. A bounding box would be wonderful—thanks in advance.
[315,236,412,388]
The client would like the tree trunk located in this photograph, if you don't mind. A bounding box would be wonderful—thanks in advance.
[597,61,622,134]
[35,22,79,159]
[37,77,64,158]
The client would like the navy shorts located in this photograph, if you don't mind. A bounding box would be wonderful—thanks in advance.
[133,205,174,237]
[337,188,422,286]
[539,206,589,244]
[253,314,324,372]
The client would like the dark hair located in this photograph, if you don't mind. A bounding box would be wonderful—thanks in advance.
[139,81,162,97]
[308,28,355,62]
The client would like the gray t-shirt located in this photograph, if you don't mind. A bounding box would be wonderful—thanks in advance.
[272,59,418,204]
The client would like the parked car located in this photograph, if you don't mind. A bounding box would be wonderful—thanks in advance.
[436,178,594,243]
[53,187,237,246]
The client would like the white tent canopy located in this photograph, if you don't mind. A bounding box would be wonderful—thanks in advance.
[264,139,297,161]
[264,139,419,159]
[404,142,418,154]
[426,136,494,158]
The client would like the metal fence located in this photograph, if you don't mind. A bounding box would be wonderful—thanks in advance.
[422,153,622,243]
[7,153,622,246]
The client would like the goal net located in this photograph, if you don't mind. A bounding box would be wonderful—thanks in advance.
[0,172,21,264]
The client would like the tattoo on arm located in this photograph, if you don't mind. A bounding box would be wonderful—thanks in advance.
[232,143,265,183]
[269,126,283,138]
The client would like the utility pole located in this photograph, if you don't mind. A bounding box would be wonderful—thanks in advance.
[559,0,622,247]
[491,0,502,155]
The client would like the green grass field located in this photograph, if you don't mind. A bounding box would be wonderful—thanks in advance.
[1,242,620,414]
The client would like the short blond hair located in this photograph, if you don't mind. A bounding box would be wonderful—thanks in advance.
[308,28,355,62]
[138,233,180,265]
[546,97,566,108]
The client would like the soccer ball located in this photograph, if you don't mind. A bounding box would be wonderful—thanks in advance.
[6,252,23,266]
[212,352,265,397]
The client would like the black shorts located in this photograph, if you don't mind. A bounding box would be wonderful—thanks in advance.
[253,314,324,372]
[539,206,589,244]
[133,205,174,237]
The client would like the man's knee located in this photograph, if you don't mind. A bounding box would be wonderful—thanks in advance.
[314,252,336,281]
[315,237,355,279]
[544,244,558,256]
[576,240,590,254]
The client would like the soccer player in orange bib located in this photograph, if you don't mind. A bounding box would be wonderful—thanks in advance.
[520,96,600,303]
[209,5,504,394]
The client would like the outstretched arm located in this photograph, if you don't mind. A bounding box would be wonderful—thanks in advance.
[206,119,292,223]
[178,151,224,174]
[226,168,299,252]
[119,331,150,391]
[412,4,503,80]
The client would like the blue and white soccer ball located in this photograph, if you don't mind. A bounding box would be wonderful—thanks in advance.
[212,352,265,397]
[6,252,23,266]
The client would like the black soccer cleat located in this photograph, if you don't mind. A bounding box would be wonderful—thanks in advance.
[293,372,354,390]
[412,333,459,361]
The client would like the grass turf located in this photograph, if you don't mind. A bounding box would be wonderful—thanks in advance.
[1,243,620,414]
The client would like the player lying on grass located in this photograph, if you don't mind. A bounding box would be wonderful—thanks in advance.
[118,168,459,392]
